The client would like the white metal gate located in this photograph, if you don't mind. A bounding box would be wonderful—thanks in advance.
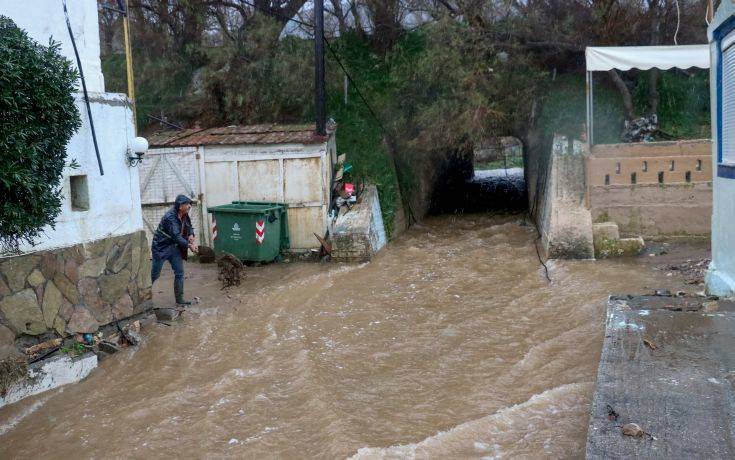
[138,147,204,251]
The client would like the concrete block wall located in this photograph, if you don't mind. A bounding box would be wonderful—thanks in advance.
[587,140,712,237]
[331,186,388,262]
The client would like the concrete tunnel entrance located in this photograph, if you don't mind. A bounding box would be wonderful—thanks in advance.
[429,137,527,214]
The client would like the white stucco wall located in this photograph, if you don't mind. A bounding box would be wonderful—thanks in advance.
[13,92,144,254]
[0,1,144,254]
[707,2,735,297]
[0,0,105,93]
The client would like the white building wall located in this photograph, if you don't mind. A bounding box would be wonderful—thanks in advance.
[0,0,144,254]
[0,0,105,93]
[707,1,735,296]
[19,92,144,253]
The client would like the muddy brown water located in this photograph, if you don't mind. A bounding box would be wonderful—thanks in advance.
[0,213,696,458]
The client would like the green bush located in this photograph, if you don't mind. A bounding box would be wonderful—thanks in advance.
[0,16,80,252]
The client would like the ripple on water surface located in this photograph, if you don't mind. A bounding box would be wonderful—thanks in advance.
[0,213,680,458]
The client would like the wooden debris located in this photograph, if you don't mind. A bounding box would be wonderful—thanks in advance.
[24,338,62,356]
[314,232,332,255]
[643,338,658,350]
[121,320,141,346]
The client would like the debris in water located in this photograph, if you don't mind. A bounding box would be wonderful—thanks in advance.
[228,438,239,445]
[121,320,142,346]
[218,253,244,289]
[606,404,619,421]
[24,338,62,358]
[154,307,182,322]
[0,357,27,397]
[654,289,672,297]
[643,338,658,350]
[98,340,121,355]
[620,422,657,440]
[703,301,719,312]
[198,245,216,263]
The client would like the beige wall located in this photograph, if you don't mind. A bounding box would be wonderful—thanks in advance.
[587,140,712,237]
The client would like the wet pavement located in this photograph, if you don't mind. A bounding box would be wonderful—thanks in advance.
[587,293,735,459]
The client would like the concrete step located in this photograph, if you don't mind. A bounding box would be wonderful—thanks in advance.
[593,222,645,258]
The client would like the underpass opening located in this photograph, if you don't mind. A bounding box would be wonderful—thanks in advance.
[429,137,527,214]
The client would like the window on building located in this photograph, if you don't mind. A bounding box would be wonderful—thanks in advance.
[70,175,89,211]
[722,31,735,165]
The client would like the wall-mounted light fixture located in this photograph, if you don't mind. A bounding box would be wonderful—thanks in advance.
[127,136,149,167]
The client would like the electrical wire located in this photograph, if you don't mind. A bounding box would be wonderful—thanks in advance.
[674,0,680,45]
[234,0,388,134]
[231,0,418,224]
[63,0,104,176]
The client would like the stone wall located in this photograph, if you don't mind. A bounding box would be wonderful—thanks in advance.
[0,231,151,348]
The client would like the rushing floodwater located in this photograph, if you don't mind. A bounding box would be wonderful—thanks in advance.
[0,212,682,459]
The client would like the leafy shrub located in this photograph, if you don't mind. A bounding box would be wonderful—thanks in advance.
[0,16,80,252]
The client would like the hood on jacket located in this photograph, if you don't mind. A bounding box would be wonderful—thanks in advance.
[174,194,192,212]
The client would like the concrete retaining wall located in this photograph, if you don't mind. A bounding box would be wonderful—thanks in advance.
[0,230,152,354]
[528,135,594,259]
[587,140,712,237]
[331,186,388,262]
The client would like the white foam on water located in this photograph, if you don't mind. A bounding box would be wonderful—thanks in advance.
[349,382,591,459]
[0,395,51,437]
[473,168,524,179]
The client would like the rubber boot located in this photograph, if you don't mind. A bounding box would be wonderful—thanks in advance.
[174,279,192,305]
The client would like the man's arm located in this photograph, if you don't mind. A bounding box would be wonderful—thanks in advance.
[164,215,189,249]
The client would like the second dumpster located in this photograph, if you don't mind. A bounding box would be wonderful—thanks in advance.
[208,201,289,262]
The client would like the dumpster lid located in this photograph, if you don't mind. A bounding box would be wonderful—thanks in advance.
[208,202,287,214]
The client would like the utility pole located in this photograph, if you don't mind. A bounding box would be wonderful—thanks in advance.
[314,0,326,136]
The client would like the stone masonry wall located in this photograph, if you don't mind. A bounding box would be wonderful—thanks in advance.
[0,230,151,346]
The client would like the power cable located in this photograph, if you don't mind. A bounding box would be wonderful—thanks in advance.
[63,0,104,176]
[234,0,388,135]
[231,0,417,223]
[674,0,680,45]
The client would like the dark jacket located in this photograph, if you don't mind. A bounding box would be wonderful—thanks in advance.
[152,195,195,260]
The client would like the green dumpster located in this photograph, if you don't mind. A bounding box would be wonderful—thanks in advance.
[208,201,289,262]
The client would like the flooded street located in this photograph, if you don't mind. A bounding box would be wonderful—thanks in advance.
[0,212,693,459]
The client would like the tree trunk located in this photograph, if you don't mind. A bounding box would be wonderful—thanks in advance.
[330,0,348,35]
[608,69,635,121]
[649,69,659,116]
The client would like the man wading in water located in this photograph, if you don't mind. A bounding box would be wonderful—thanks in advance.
[151,194,198,305]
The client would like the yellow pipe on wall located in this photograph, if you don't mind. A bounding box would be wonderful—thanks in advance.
[122,0,136,134]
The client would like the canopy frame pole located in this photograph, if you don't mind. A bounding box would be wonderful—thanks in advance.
[586,71,594,147]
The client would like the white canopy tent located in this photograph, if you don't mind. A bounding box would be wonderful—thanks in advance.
[585,45,710,145]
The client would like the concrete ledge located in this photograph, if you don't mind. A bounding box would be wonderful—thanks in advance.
[331,185,387,262]
[590,139,711,158]
[706,266,735,297]
[0,353,97,408]
[537,136,594,259]
[586,296,735,458]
